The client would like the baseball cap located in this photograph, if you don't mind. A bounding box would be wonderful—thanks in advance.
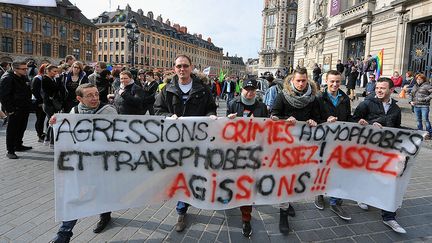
[243,79,258,89]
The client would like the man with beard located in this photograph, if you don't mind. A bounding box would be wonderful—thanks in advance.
[271,67,320,234]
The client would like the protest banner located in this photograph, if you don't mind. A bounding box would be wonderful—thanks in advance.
[53,114,425,221]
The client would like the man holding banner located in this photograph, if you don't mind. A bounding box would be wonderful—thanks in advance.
[271,67,320,234]
[352,77,406,234]
[154,54,217,232]
[227,78,268,237]
[50,83,118,243]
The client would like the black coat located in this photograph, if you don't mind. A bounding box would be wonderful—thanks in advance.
[336,63,345,74]
[142,80,158,106]
[271,86,320,122]
[347,70,359,89]
[113,83,145,115]
[154,74,217,117]
[227,96,268,118]
[317,89,352,123]
[0,71,32,112]
[31,75,43,105]
[352,96,401,128]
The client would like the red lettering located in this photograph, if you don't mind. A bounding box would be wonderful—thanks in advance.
[167,173,191,198]
[277,174,297,196]
[326,145,343,166]
[270,146,319,168]
[235,175,254,200]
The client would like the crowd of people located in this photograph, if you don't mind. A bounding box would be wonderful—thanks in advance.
[0,53,429,242]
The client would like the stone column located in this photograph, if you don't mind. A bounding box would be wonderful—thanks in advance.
[304,0,311,26]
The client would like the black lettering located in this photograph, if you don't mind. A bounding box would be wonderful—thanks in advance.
[126,119,144,144]
[93,151,118,170]
[181,122,196,142]
[55,119,76,143]
[179,147,195,167]
[299,124,312,141]
[134,151,152,171]
[189,175,207,201]
[92,118,113,142]
[313,125,326,141]
[73,119,92,142]
[166,123,181,142]
[256,175,275,196]
[111,119,129,143]
[166,148,180,167]
[207,149,225,169]
[217,179,234,204]
[142,119,161,143]
[294,171,310,193]
[249,146,263,169]
[195,122,209,141]
[115,151,134,171]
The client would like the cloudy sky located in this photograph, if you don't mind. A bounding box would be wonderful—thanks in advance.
[71,0,263,60]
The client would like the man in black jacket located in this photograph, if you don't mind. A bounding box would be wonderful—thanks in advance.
[154,55,216,233]
[315,70,352,221]
[352,77,406,234]
[0,61,33,159]
[227,79,268,237]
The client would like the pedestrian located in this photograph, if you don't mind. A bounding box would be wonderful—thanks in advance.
[154,54,217,232]
[88,62,107,85]
[31,63,48,142]
[347,66,359,100]
[222,77,236,106]
[96,69,112,104]
[227,78,268,237]
[312,63,321,87]
[59,61,89,113]
[271,67,320,234]
[364,73,377,97]
[0,61,33,159]
[410,73,432,138]
[49,83,117,243]
[336,59,345,80]
[315,70,352,221]
[142,71,158,115]
[391,71,403,88]
[108,70,145,115]
[352,77,406,234]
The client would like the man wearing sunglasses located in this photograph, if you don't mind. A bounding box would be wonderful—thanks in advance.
[154,54,217,232]
[0,61,33,159]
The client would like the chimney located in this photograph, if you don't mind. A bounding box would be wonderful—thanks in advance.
[207,37,212,43]
[165,18,171,26]
[198,34,202,39]
[180,26,187,33]
[173,24,180,32]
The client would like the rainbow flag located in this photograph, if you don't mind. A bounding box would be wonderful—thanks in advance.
[375,49,383,79]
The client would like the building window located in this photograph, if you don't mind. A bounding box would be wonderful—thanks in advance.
[115,55,119,63]
[109,41,113,50]
[115,42,119,50]
[59,45,67,58]
[157,49,160,57]
[288,13,296,24]
[266,14,275,26]
[98,42,102,51]
[288,41,294,51]
[121,29,124,37]
[157,38,160,45]
[73,29,80,41]
[147,46,149,54]
[162,39,164,46]
[86,33,92,44]
[265,55,272,67]
[121,55,124,63]
[2,12,13,29]
[104,29,107,38]
[115,29,119,38]
[289,28,294,38]
[23,39,33,54]
[157,60,159,67]
[86,50,92,61]
[147,36,150,43]
[110,54,113,63]
[99,30,102,38]
[73,48,80,59]
[152,37,155,44]
[98,55,101,61]
[1,37,13,53]
[266,40,274,50]
[104,42,107,50]
[59,25,67,39]
[103,55,107,62]
[152,48,155,55]
[141,57,144,65]
[23,17,33,33]
[42,43,51,57]
[42,21,52,36]
[110,29,113,38]
[121,41,124,50]
[266,28,274,39]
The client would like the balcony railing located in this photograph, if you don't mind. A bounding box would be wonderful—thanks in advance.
[340,0,375,22]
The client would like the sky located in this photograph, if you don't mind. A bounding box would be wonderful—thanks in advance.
[71,0,263,60]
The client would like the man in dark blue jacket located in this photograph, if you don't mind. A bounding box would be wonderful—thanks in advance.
[0,61,33,159]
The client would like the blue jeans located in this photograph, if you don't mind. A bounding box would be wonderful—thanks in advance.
[58,220,78,238]
[176,201,190,215]
[226,92,234,106]
[382,210,396,221]
[414,106,432,133]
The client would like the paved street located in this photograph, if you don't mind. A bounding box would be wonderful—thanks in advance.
[1,95,432,243]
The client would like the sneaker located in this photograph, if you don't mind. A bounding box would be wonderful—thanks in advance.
[15,145,32,151]
[357,202,369,210]
[6,152,18,159]
[242,221,252,237]
[383,220,406,234]
[314,195,325,210]
[175,214,186,232]
[49,233,70,243]
[330,205,351,220]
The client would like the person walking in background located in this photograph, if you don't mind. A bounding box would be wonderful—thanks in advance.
[142,71,158,115]
[410,73,432,138]
[59,61,89,113]
[347,66,359,101]
[0,61,33,159]
[31,64,48,142]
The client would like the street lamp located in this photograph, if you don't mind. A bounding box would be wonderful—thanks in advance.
[124,16,140,68]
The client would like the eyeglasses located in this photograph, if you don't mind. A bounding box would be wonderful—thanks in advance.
[83,93,99,99]
[15,67,28,70]
[175,64,190,69]
[73,66,80,69]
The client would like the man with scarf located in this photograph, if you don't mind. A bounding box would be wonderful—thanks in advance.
[271,67,320,235]
[49,83,117,243]
[226,79,268,238]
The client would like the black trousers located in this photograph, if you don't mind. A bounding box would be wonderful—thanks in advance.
[6,110,29,153]
[34,105,46,137]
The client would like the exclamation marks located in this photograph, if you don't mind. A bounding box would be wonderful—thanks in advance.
[311,167,331,191]
[319,142,326,163]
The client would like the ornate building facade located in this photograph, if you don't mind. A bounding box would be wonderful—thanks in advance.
[294,0,432,79]
[0,1,96,65]
[222,53,246,77]
[258,0,298,76]
[93,5,223,72]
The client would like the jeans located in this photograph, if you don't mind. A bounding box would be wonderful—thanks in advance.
[240,206,252,222]
[176,201,190,215]
[382,210,396,221]
[414,106,432,133]
[58,220,78,238]
[226,92,234,106]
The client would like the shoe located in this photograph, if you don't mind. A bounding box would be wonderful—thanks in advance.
[93,214,111,233]
[15,145,32,151]
[357,202,369,210]
[314,195,325,210]
[242,221,252,237]
[38,134,46,143]
[279,209,290,235]
[287,204,295,217]
[330,205,351,220]
[44,140,50,146]
[49,233,70,243]
[383,220,406,234]
[175,214,187,232]
[6,152,18,159]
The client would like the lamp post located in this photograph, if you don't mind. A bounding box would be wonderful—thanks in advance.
[124,16,140,68]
